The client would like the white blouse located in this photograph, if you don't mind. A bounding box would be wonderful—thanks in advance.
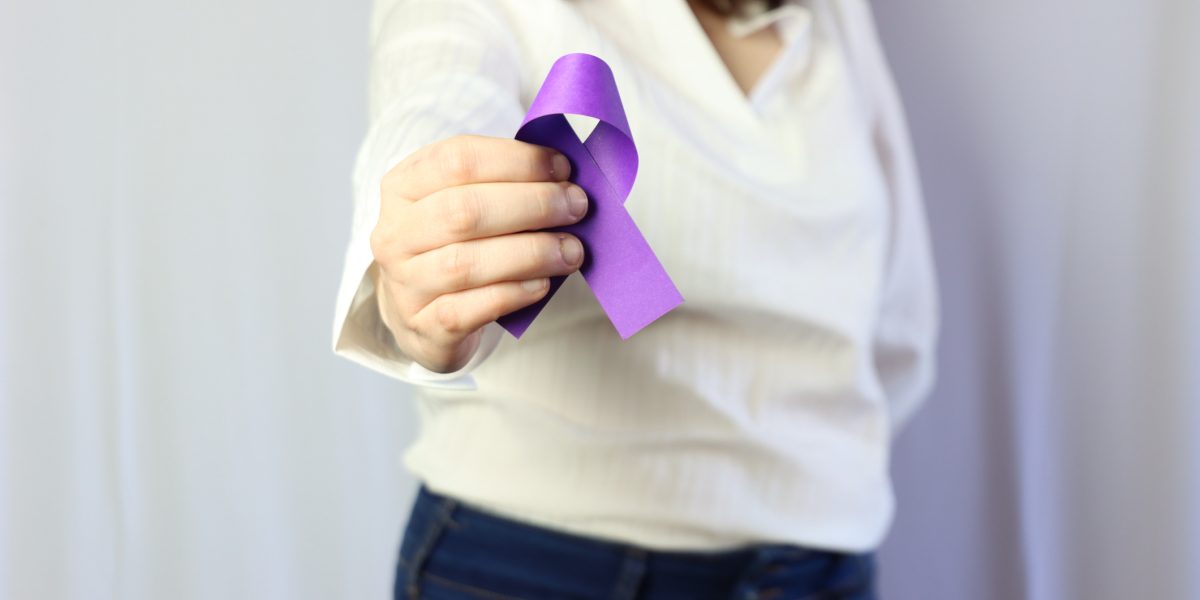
[333,0,938,552]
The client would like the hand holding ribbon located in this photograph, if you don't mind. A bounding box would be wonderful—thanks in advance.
[497,53,684,339]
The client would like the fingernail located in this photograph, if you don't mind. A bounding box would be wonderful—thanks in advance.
[566,185,588,220]
[559,235,583,266]
[521,278,548,293]
[551,154,571,180]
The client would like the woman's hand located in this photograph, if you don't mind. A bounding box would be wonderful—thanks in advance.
[369,135,588,373]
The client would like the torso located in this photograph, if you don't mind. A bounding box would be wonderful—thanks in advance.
[404,0,908,552]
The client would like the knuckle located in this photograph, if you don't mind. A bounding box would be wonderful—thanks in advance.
[440,189,483,237]
[370,210,416,263]
[388,260,414,289]
[389,305,416,334]
[532,184,560,221]
[439,243,475,288]
[368,226,393,263]
[411,332,456,372]
[434,137,476,182]
[381,160,416,201]
[483,285,509,321]
[407,311,435,341]
[400,320,434,353]
[377,285,423,344]
[433,299,465,335]
[406,329,434,357]
[399,297,424,330]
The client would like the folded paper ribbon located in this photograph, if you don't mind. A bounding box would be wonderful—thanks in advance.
[496,53,684,340]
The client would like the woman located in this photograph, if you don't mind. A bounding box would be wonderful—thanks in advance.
[333,0,938,597]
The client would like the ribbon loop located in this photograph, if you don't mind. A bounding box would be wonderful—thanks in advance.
[497,53,683,339]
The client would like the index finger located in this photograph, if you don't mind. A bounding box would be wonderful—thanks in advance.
[387,135,571,201]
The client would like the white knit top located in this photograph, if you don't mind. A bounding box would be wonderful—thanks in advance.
[333,0,938,552]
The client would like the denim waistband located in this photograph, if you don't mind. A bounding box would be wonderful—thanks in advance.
[397,485,876,600]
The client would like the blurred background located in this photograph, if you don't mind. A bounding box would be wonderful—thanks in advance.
[1,0,1197,598]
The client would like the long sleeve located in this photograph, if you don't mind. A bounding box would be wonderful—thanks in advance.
[331,0,526,389]
[870,101,939,433]
[832,0,940,432]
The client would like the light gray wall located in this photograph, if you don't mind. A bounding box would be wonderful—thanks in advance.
[2,1,420,598]
[876,2,1200,599]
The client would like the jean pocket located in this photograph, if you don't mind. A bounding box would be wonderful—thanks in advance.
[395,495,460,600]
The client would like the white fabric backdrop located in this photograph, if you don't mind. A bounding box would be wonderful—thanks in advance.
[875,2,1200,599]
[1,1,1196,599]
[1,1,417,598]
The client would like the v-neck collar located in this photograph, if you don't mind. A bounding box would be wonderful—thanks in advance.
[744,7,814,111]
[647,0,816,128]
[651,0,766,131]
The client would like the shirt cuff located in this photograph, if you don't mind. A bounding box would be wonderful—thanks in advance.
[330,235,501,390]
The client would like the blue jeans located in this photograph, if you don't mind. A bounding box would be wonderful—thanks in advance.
[393,486,877,600]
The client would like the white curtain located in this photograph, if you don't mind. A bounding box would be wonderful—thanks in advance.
[1,1,419,598]
[1,1,1196,599]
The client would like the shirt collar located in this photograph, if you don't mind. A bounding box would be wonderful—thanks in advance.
[727,0,812,45]
[727,1,817,111]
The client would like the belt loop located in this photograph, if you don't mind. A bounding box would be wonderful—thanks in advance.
[405,496,459,600]
[609,547,648,600]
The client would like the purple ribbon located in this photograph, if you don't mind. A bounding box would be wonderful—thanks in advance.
[497,53,684,340]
